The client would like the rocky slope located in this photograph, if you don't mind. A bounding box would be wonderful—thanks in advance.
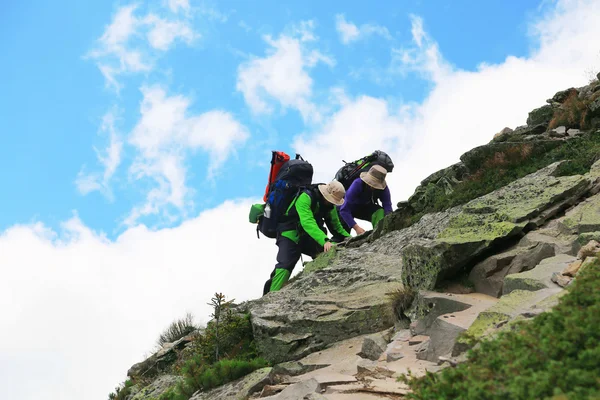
[114,75,600,399]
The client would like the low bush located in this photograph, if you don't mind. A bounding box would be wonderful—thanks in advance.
[399,260,600,399]
[159,358,269,400]
[157,313,197,348]
[189,311,258,366]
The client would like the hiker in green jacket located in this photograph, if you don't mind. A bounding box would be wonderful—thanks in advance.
[263,181,351,295]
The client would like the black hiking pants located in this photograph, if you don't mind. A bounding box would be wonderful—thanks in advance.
[338,202,383,233]
[262,233,322,296]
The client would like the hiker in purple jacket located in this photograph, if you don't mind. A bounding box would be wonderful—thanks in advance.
[338,165,392,235]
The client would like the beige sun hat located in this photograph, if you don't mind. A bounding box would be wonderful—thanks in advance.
[360,165,387,190]
[318,181,346,206]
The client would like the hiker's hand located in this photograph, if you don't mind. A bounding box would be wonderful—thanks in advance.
[324,242,333,253]
[354,225,366,235]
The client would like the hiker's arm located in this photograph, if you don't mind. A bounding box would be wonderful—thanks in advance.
[339,180,361,228]
[381,186,392,215]
[296,193,329,246]
[327,208,351,237]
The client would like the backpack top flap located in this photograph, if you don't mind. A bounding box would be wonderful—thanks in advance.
[275,159,314,187]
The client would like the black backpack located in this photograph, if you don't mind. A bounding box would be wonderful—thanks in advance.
[257,157,313,238]
[334,150,394,190]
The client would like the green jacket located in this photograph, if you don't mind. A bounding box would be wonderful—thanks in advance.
[281,191,350,245]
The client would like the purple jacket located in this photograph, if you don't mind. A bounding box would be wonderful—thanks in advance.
[339,179,392,228]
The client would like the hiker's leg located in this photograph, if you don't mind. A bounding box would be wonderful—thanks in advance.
[267,236,301,293]
[370,205,385,229]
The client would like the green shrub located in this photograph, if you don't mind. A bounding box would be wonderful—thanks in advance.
[159,359,269,400]
[107,379,135,400]
[157,313,197,348]
[189,312,258,366]
[399,260,600,400]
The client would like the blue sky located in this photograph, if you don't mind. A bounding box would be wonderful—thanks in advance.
[2,1,600,399]
[0,0,545,237]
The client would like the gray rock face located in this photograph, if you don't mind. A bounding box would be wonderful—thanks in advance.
[527,104,554,126]
[513,124,547,136]
[550,88,577,104]
[503,254,576,294]
[469,242,555,297]
[190,367,274,400]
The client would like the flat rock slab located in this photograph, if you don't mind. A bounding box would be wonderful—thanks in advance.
[456,288,563,354]
[503,254,575,294]
[289,372,357,387]
[260,378,321,400]
[560,191,600,234]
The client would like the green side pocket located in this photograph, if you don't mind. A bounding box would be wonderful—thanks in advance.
[249,203,265,223]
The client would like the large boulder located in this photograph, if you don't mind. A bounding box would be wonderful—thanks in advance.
[526,104,554,127]
[402,162,592,290]
[248,247,402,364]
[503,254,576,294]
[469,242,555,297]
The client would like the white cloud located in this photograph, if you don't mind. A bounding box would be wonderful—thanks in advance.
[297,0,600,209]
[87,4,198,91]
[236,22,334,122]
[410,14,425,47]
[390,15,451,83]
[144,14,198,51]
[335,14,391,44]
[126,86,249,225]
[76,110,123,199]
[236,21,335,121]
[0,200,278,400]
[168,0,190,14]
